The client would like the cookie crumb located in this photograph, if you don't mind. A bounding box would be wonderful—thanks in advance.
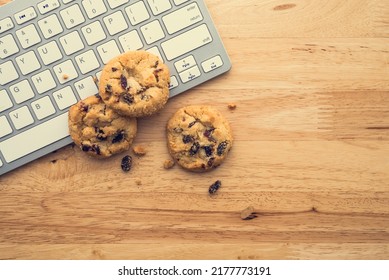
[228,103,237,110]
[121,155,132,172]
[93,76,99,84]
[208,180,221,195]
[135,178,142,186]
[62,74,69,80]
[132,145,147,156]
[163,159,175,169]
[240,206,258,220]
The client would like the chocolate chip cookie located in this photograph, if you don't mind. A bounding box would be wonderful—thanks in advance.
[166,105,233,172]
[99,50,170,117]
[68,94,137,158]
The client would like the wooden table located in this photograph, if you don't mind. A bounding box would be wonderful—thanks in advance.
[0,0,388,260]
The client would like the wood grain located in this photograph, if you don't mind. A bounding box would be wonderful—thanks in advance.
[0,0,388,260]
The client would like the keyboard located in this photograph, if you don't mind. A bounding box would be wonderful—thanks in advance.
[0,0,231,176]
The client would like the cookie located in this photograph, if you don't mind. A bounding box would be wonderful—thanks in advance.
[99,50,170,117]
[166,105,233,172]
[68,94,137,158]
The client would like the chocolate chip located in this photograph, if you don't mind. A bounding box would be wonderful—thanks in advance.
[209,180,221,195]
[153,69,162,82]
[81,144,91,152]
[121,155,132,172]
[217,141,228,156]
[137,86,148,94]
[204,128,215,138]
[112,130,125,143]
[189,142,200,156]
[207,157,216,167]
[188,120,197,128]
[92,144,101,155]
[105,84,112,93]
[203,145,214,157]
[120,75,127,90]
[123,93,134,104]
[95,127,107,141]
[182,135,194,144]
[112,67,118,72]
[79,102,89,112]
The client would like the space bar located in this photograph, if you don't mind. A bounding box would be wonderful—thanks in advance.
[0,113,69,163]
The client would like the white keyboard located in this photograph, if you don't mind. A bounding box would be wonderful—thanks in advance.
[0,0,231,176]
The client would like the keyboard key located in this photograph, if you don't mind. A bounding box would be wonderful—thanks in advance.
[82,0,107,19]
[53,60,78,84]
[60,4,86,29]
[147,0,172,16]
[81,21,106,46]
[146,46,164,62]
[75,76,98,100]
[0,90,13,113]
[0,34,19,59]
[38,41,63,65]
[202,55,223,73]
[53,86,77,110]
[31,70,56,94]
[103,11,128,36]
[179,65,201,83]
[31,96,56,120]
[163,3,203,35]
[119,30,143,51]
[125,2,150,26]
[38,14,64,39]
[59,31,84,55]
[14,7,37,25]
[38,0,60,15]
[0,61,19,86]
[97,40,121,64]
[141,20,165,45]
[9,80,35,104]
[0,17,14,34]
[107,0,129,9]
[16,50,41,75]
[169,76,179,90]
[0,158,2,167]
[161,24,213,60]
[174,55,196,73]
[15,24,41,49]
[75,50,100,74]
[0,112,69,163]
[62,0,75,3]
[174,0,190,5]
[9,106,34,130]
[0,115,12,138]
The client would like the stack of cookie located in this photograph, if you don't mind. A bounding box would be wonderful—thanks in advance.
[69,50,233,172]
[68,50,170,158]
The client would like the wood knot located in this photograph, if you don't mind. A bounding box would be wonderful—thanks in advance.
[273,3,297,11]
